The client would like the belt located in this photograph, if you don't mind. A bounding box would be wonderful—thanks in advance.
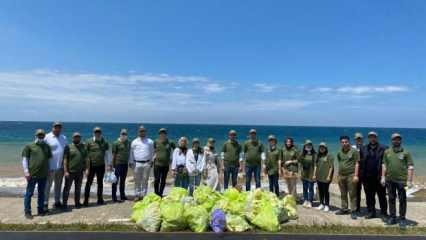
[177,164,185,168]
[136,160,151,163]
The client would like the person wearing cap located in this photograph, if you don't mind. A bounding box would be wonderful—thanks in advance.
[221,130,243,189]
[111,129,131,202]
[129,125,155,201]
[281,137,300,199]
[62,132,87,209]
[362,131,388,220]
[243,129,266,191]
[84,126,111,206]
[315,142,334,212]
[153,128,176,197]
[203,138,220,190]
[22,129,52,219]
[43,121,68,211]
[172,137,190,189]
[186,138,205,196]
[352,132,365,214]
[381,133,414,227]
[264,135,282,196]
[298,140,317,208]
[336,136,360,220]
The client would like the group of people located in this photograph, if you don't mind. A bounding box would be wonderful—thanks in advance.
[22,122,414,228]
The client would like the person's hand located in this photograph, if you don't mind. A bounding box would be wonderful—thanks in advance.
[407,181,414,189]
[85,169,89,176]
[353,176,359,183]
[380,176,386,187]
[24,172,31,181]
[172,170,177,177]
[285,161,291,166]
[129,162,135,169]
[239,166,243,173]
[64,171,70,178]
[312,175,317,182]
[326,176,331,183]
[107,165,112,172]
[48,170,54,177]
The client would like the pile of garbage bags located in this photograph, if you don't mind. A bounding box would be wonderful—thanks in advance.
[131,186,298,233]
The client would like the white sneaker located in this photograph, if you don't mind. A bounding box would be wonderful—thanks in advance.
[316,204,324,210]
[323,206,330,212]
[302,201,308,208]
[307,202,312,208]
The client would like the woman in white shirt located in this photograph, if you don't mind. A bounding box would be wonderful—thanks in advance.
[172,137,189,189]
[203,138,220,191]
[186,138,205,196]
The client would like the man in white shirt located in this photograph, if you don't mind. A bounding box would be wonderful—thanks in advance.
[129,125,154,201]
[44,122,68,210]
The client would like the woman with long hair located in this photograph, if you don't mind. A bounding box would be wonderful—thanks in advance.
[172,137,189,189]
[186,138,205,196]
[315,142,334,212]
[203,138,220,191]
[298,140,317,208]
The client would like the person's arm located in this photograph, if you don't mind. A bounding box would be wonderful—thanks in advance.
[111,143,117,167]
[22,146,30,180]
[63,146,70,177]
[128,141,135,169]
[150,140,155,162]
[312,155,318,181]
[407,152,414,188]
[353,150,360,182]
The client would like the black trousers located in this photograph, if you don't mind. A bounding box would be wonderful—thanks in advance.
[387,181,407,219]
[317,181,330,206]
[268,174,279,196]
[112,164,128,200]
[154,165,169,197]
[355,178,363,212]
[62,171,83,206]
[363,175,388,215]
[84,164,105,202]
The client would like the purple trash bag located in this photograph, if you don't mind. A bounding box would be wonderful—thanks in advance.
[210,209,226,233]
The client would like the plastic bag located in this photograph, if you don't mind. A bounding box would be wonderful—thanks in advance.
[131,193,161,222]
[184,205,209,232]
[193,185,221,212]
[226,214,251,232]
[163,187,188,203]
[210,209,226,233]
[138,202,162,232]
[282,195,298,220]
[103,170,117,184]
[251,204,281,232]
[181,196,196,208]
[213,188,246,215]
[160,201,186,231]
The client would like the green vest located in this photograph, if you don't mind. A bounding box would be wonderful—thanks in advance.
[299,153,316,181]
[64,143,87,173]
[316,154,334,183]
[337,148,359,176]
[265,147,281,175]
[384,147,414,183]
[154,139,175,167]
[86,138,109,167]
[282,146,299,173]
[222,140,241,167]
[22,142,51,178]
[243,140,264,166]
[112,139,130,165]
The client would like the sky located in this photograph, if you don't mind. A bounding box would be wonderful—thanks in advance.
[0,0,425,128]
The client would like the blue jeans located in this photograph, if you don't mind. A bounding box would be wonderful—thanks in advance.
[268,174,279,196]
[24,177,47,214]
[189,174,202,196]
[112,164,128,200]
[302,180,315,202]
[223,166,239,189]
[175,172,189,189]
[245,165,261,191]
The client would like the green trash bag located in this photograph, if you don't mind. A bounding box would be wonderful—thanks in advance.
[226,214,252,232]
[184,205,209,232]
[160,201,186,231]
[131,193,161,222]
[163,187,188,203]
[251,204,281,232]
[182,196,196,208]
[193,185,221,211]
[138,202,162,232]
[282,195,298,220]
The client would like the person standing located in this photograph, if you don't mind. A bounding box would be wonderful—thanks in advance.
[172,137,190,189]
[363,131,388,220]
[62,132,87,209]
[44,122,67,211]
[221,130,242,189]
[203,138,220,191]
[281,137,299,199]
[111,129,131,202]
[243,129,265,191]
[186,138,205,196]
[153,128,175,197]
[382,133,414,228]
[315,142,334,212]
[298,140,317,208]
[84,127,110,206]
[129,125,154,202]
[22,129,52,219]
[264,135,281,196]
[335,136,360,220]
[352,132,365,214]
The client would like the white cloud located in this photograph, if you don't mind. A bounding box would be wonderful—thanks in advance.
[253,83,276,93]
[313,85,409,95]
[203,83,225,93]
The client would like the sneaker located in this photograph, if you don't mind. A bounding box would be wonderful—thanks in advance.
[120,196,128,201]
[302,201,308,208]
[386,218,397,225]
[307,202,312,208]
[54,202,62,209]
[75,203,82,209]
[381,214,389,223]
[335,209,350,215]
[399,218,408,229]
[365,211,376,219]
[351,212,358,220]
[83,200,89,207]
[323,206,330,212]
[24,213,33,220]
[97,199,105,205]
[37,210,47,217]
[316,204,324,210]
[43,204,49,212]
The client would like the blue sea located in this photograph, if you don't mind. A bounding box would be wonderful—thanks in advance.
[1,121,425,174]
